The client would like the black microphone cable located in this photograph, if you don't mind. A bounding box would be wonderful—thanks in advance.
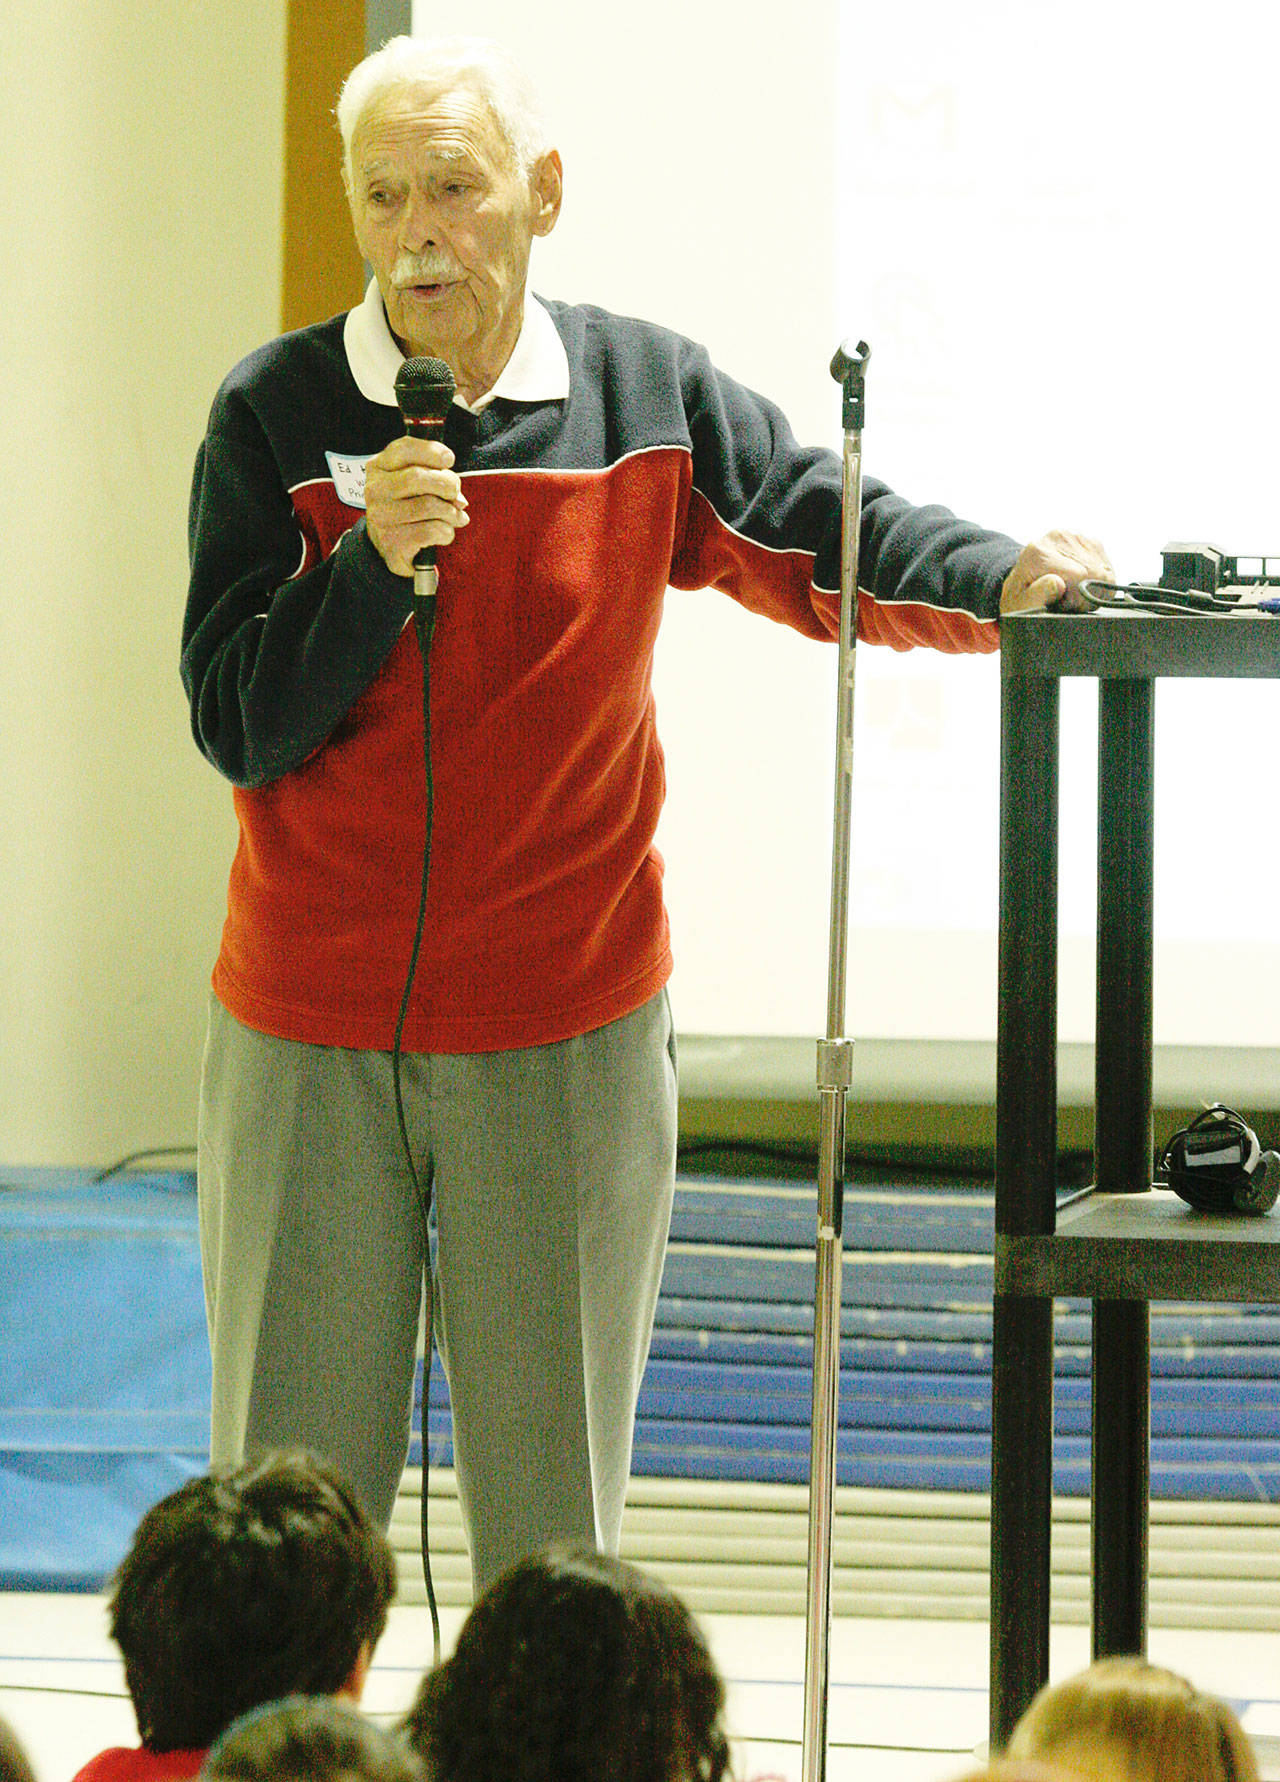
[1077,578,1280,616]
[390,586,443,1667]
[389,354,457,1669]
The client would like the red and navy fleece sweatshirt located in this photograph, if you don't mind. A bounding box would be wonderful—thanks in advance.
[182,295,1018,1054]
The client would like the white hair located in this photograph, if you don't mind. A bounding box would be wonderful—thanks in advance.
[336,35,551,191]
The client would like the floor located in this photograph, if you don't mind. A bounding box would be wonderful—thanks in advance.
[4,1594,1280,1782]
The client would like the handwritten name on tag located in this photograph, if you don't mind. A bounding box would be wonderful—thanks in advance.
[325,451,371,509]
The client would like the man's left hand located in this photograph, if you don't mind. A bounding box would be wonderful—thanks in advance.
[1000,530,1113,615]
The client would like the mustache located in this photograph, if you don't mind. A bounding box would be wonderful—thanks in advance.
[391,253,462,289]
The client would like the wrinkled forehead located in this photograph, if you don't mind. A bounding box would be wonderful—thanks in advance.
[350,77,517,175]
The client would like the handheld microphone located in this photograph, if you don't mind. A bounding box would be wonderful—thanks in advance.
[393,355,457,602]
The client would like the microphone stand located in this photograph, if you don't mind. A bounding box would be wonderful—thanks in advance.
[800,339,870,1782]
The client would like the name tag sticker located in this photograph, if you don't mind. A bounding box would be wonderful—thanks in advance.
[325,451,371,509]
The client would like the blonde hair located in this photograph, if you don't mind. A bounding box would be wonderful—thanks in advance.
[1006,1657,1259,1782]
[336,35,550,192]
[950,1763,1086,1782]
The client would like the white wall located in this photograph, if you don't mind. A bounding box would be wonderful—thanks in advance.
[410,0,846,1046]
[4,0,1275,1167]
[410,0,1280,1109]
[826,0,1280,1069]
[0,0,286,1166]
[1,0,838,1168]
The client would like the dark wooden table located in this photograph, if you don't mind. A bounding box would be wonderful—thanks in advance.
[990,612,1280,1749]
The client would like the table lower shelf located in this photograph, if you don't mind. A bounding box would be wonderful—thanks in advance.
[995,1187,1280,1300]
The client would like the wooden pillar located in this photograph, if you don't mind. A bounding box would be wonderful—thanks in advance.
[281,0,368,332]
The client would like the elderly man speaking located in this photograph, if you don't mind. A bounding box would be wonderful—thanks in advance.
[182,33,1107,1592]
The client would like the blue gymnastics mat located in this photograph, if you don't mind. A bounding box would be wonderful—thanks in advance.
[3,1165,1279,1590]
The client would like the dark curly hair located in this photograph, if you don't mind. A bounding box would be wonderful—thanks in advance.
[402,1547,731,1782]
[109,1452,397,1752]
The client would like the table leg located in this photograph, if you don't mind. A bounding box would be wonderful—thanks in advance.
[1092,677,1154,1658]
[990,1294,1055,1750]
[1092,1297,1150,1658]
[992,670,1060,1749]
[1095,677,1154,1195]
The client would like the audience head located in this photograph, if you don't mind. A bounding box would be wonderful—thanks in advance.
[109,1451,397,1752]
[202,1697,423,1782]
[955,1760,1091,1774]
[0,1716,36,1782]
[403,1545,730,1782]
[1006,1656,1258,1782]
[949,1764,1087,1782]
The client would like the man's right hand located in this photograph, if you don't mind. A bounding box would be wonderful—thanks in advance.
[364,437,469,579]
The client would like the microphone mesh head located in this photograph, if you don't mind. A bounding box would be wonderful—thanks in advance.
[394,356,456,423]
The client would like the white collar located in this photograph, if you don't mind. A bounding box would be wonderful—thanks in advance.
[343,278,569,412]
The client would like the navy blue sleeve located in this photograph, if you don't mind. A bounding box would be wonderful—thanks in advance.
[181,379,413,789]
[674,336,1019,643]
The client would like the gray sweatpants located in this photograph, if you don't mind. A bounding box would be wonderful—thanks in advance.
[196,990,677,1593]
